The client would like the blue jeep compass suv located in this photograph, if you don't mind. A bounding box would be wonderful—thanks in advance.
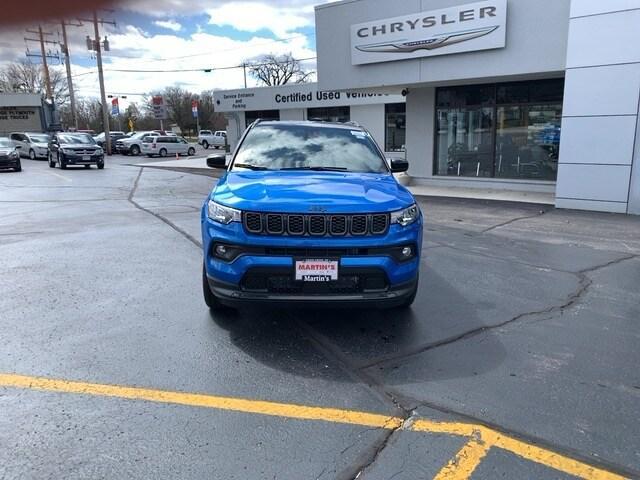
[201,120,422,310]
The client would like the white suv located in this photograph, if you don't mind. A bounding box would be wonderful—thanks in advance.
[11,132,50,160]
[141,135,197,158]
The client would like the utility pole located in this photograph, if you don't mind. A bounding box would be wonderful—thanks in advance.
[80,11,116,154]
[242,63,247,88]
[60,20,80,129]
[24,26,59,100]
[93,11,110,154]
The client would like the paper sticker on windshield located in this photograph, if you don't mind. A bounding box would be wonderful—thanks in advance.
[350,130,368,138]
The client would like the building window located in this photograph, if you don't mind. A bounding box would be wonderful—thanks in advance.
[307,106,350,123]
[385,103,406,152]
[435,79,564,181]
[246,110,280,126]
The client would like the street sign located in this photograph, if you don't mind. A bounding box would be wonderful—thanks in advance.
[111,97,119,116]
[152,95,167,120]
[191,99,198,118]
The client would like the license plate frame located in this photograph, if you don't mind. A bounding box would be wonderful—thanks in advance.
[294,258,339,282]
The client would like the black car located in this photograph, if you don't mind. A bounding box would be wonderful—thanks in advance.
[94,131,127,148]
[48,133,105,169]
[0,138,22,172]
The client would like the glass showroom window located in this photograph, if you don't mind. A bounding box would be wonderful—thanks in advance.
[385,103,406,152]
[435,79,564,180]
[307,106,350,123]
[246,110,280,125]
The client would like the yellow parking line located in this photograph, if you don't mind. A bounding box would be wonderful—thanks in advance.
[433,438,491,480]
[0,373,628,480]
[0,373,401,430]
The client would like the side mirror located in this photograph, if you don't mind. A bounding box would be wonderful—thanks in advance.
[389,158,409,173]
[15,145,22,149]
[207,154,227,169]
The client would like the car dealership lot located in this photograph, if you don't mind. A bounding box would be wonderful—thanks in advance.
[1,157,639,479]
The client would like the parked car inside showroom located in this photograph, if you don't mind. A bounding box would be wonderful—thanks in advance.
[0,138,22,172]
[201,120,422,311]
[48,132,104,169]
[10,132,50,160]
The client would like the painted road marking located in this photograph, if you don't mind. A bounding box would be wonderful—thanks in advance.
[0,373,627,480]
[433,437,491,480]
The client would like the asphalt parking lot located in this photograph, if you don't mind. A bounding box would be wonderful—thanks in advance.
[1,155,639,479]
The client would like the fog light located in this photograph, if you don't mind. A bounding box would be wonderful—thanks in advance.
[215,245,227,256]
[401,246,412,258]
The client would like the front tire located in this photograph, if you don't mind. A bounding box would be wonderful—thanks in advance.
[58,153,67,169]
[130,145,140,156]
[97,160,105,170]
[203,264,226,312]
[29,149,36,160]
[396,276,419,309]
[14,161,22,172]
[187,147,195,156]
[202,141,209,149]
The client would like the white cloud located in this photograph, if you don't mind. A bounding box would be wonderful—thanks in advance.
[70,26,317,103]
[153,20,183,32]
[206,2,313,38]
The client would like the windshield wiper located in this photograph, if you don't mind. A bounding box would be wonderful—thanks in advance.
[280,166,348,171]
[233,163,270,170]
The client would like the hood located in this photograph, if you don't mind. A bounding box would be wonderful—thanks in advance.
[32,142,48,148]
[0,148,16,155]
[212,171,415,214]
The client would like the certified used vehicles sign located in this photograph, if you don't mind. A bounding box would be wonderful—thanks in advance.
[350,0,507,65]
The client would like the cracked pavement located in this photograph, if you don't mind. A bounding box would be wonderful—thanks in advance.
[1,156,639,479]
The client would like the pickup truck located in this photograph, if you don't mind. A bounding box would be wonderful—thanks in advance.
[198,130,226,150]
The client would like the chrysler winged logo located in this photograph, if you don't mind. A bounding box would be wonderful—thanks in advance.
[355,26,499,54]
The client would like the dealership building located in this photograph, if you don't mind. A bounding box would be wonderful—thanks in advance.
[0,93,55,136]
[214,83,406,156]
[311,0,640,214]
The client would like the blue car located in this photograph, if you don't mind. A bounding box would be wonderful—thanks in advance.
[201,120,422,310]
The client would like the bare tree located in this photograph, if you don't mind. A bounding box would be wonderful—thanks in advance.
[247,53,313,86]
[0,60,69,107]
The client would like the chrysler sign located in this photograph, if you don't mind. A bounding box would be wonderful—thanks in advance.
[351,0,507,65]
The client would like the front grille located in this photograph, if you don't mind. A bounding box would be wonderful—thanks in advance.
[69,149,97,155]
[242,212,390,237]
[240,268,388,295]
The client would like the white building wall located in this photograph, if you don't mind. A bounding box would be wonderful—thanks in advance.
[556,2,640,213]
[405,88,435,179]
[350,104,385,152]
[280,108,305,121]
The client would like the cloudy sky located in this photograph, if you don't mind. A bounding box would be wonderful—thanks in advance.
[0,0,328,108]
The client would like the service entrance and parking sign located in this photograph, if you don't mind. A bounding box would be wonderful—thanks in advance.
[350,0,507,65]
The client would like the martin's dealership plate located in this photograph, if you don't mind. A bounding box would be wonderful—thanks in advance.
[295,259,338,282]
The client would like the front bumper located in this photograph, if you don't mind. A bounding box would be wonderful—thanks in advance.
[0,156,20,168]
[202,208,423,306]
[61,153,104,165]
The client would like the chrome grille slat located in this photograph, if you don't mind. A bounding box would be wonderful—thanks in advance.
[242,212,389,236]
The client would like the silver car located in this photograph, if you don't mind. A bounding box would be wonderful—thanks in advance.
[10,132,50,160]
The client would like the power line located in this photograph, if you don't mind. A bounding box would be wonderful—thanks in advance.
[71,56,317,78]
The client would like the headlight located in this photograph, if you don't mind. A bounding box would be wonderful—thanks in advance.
[61,148,72,154]
[390,204,420,227]
[207,200,241,224]
[10,150,19,158]
[96,147,104,155]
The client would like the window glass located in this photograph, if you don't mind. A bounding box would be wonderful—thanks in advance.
[57,134,95,144]
[245,110,280,125]
[385,103,406,152]
[435,79,563,181]
[233,124,387,173]
[435,107,494,177]
[0,138,14,148]
[496,104,561,180]
[307,106,350,123]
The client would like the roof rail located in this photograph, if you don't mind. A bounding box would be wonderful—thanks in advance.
[344,120,362,128]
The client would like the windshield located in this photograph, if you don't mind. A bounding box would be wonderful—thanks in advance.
[58,134,96,145]
[27,134,49,143]
[0,138,13,148]
[232,124,388,173]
